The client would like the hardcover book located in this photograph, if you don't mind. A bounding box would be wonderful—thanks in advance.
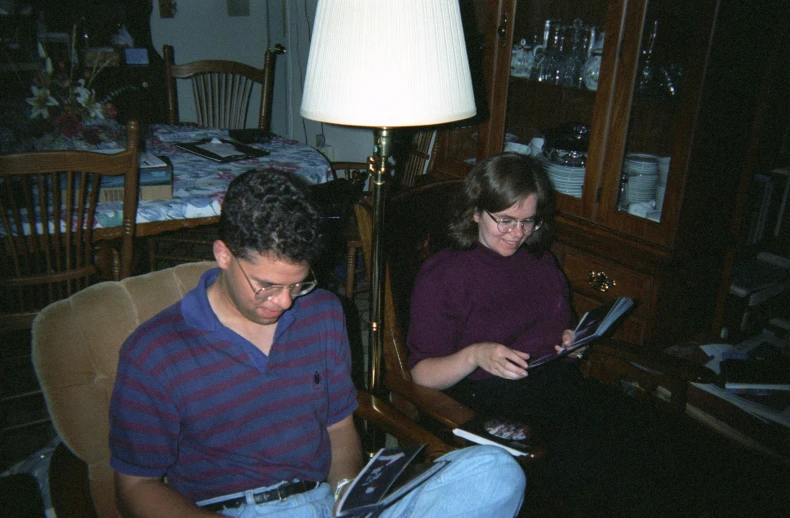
[335,445,449,517]
[528,296,635,369]
[175,138,269,162]
[102,152,173,202]
[452,414,533,457]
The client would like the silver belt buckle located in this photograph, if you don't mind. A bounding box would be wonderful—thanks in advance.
[277,483,288,501]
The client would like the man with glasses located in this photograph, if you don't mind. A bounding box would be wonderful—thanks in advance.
[109,169,525,517]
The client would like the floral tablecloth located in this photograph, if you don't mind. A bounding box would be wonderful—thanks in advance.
[98,125,333,229]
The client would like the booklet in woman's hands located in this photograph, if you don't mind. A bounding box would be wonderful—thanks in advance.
[528,296,635,369]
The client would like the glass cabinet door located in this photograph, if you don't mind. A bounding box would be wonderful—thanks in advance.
[596,0,717,245]
[497,0,611,217]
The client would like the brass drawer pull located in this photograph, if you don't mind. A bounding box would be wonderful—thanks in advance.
[498,14,509,47]
[588,271,616,292]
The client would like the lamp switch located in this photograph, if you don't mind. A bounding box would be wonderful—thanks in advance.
[315,134,326,148]
[227,0,250,17]
[158,0,176,18]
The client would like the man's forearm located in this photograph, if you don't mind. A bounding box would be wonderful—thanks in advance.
[327,414,363,494]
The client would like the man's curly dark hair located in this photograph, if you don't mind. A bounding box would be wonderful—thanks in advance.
[218,169,325,264]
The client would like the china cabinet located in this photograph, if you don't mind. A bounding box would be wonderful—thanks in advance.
[432,0,788,350]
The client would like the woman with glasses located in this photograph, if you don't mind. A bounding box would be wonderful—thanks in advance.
[407,152,576,411]
[405,153,753,515]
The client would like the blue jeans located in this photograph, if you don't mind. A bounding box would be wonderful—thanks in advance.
[208,445,525,517]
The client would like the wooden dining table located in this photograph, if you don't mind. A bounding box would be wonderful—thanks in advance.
[92,124,334,241]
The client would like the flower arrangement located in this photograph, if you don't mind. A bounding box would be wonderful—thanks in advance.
[24,26,119,142]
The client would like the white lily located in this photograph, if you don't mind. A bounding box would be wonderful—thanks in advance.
[75,81,104,119]
[26,86,59,119]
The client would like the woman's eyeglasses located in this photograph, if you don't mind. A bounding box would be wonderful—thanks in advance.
[485,210,542,234]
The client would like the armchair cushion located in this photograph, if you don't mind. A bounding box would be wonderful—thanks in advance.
[32,261,216,518]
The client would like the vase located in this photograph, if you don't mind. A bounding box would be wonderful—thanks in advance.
[583,50,603,91]
[583,30,604,91]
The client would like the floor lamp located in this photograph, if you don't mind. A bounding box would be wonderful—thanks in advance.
[300,0,476,396]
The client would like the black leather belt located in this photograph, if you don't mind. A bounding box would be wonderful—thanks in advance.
[200,481,320,512]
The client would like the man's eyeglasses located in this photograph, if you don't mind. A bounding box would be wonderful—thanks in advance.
[485,210,542,234]
[234,256,318,302]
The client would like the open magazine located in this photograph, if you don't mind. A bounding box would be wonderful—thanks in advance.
[528,296,635,369]
[335,445,450,517]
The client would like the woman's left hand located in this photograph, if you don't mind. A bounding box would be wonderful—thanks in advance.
[553,329,584,357]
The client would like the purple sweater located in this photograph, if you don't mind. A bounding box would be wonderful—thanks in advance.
[407,245,572,381]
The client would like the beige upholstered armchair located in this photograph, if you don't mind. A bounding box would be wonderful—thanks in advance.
[32,261,452,517]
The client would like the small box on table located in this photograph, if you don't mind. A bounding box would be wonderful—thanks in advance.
[99,153,173,202]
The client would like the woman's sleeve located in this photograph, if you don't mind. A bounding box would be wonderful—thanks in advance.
[406,260,470,368]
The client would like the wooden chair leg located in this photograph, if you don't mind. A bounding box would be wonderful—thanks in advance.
[345,245,357,299]
[111,248,121,281]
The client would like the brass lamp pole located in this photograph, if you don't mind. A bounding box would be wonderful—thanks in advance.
[366,127,391,394]
[300,0,476,395]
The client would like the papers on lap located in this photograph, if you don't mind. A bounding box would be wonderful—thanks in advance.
[452,414,533,457]
[528,296,635,369]
[335,445,449,517]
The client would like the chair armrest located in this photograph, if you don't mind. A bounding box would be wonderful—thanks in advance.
[355,390,455,461]
[384,377,550,463]
[385,375,477,430]
[588,338,718,384]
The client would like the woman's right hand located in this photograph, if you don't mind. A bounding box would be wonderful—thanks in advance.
[473,343,530,380]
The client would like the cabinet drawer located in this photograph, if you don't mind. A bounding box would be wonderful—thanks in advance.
[555,245,655,317]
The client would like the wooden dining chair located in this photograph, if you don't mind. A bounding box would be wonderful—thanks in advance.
[353,182,479,440]
[163,43,285,130]
[149,44,286,270]
[328,162,370,300]
[0,120,139,448]
[398,129,436,188]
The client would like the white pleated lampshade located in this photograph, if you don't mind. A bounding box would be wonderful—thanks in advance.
[300,0,476,127]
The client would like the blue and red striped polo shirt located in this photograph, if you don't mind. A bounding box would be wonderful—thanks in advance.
[109,268,358,501]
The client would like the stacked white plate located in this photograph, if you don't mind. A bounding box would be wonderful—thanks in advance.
[623,153,658,204]
[544,161,585,198]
